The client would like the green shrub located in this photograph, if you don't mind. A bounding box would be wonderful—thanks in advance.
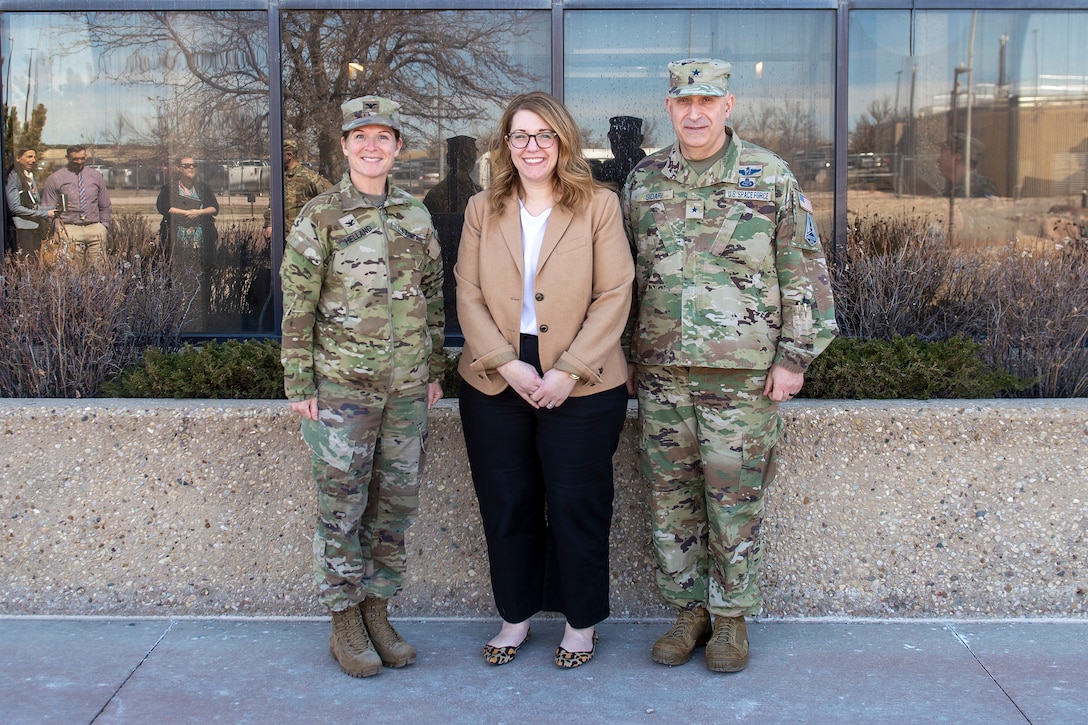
[104,340,464,400]
[102,339,285,399]
[801,335,1029,400]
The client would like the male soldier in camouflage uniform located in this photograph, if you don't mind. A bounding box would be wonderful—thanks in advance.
[622,59,837,672]
[281,96,444,678]
[936,132,998,198]
[263,139,333,240]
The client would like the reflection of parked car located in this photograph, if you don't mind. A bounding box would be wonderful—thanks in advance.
[103,163,165,189]
[848,152,888,170]
[86,164,113,186]
[847,152,894,190]
[228,159,271,193]
[198,160,230,194]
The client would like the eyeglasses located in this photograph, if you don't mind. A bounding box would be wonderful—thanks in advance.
[179,163,196,169]
[506,132,558,149]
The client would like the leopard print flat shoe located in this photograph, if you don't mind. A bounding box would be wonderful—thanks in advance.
[555,630,599,669]
[482,627,531,666]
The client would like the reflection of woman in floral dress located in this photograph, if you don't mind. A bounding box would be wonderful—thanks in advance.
[156,156,219,325]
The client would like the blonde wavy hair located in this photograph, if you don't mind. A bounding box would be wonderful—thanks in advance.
[487,91,601,215]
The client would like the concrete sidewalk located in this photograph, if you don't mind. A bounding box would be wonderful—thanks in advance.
[1,617,1084,724]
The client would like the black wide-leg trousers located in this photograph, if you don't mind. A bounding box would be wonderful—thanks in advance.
[459,342,628,629]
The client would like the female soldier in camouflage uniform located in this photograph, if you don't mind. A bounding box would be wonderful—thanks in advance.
[280,96,444,678]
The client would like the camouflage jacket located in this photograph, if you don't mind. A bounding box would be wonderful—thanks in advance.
[264,164,334,229]
[622,128,837,374]
[280,174,445,401]
[284,164,333,227]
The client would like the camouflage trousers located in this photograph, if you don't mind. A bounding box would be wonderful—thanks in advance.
[637,366,783,618]
[307,378,428,612]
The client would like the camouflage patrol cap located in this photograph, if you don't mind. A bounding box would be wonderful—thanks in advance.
[609,116,643,134]
[283,139,298,153]
[667,58,731,97]
[341,96,401,133]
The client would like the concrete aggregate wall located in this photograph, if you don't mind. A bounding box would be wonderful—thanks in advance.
[1,399,1085,619]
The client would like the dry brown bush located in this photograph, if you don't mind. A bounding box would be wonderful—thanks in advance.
[832,213,989,341]
[0,223,190,398]
[975,243,1088,397]
[834,213,1088,397]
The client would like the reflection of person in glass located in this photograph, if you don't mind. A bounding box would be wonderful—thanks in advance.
[280,95,444,679]
[262,139,332,240]
[456,91,633,670]
[937,132,997,198]
[41,145,112,264]
[592,115,647,190]
[423,135,482,216]
[157,156,219,326]
[623,59,837,673]
[5,147,55,258]
[424,135,482,337]
[156,156,219,261]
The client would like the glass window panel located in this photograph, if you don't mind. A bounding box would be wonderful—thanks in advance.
[280,9,551,339]
[848,9,1088,248]
[565,9,836,234]
[2,10,272,334]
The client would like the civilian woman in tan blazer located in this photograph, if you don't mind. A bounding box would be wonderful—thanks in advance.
[456,91,634,669]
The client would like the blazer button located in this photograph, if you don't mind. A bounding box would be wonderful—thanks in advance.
[539,324,549,333]
[535,292,544,301]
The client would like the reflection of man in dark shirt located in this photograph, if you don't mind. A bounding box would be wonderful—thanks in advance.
[937,132,998,198]
[423,135,481,336]
[593,115,647,191]
[423,135,481,216]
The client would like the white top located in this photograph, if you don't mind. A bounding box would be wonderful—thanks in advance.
[519,200,552,335]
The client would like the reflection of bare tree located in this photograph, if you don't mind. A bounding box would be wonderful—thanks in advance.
[281,11,541,177]
[739,99,827,171]
[731,100,831,189]
[77,10,539,178]
[850,97,895,154]
[81,12,270,159]
[100,112,132,148]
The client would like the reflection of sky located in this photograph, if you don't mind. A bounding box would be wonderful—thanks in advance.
[3,13,194,147]
[2,10,547,158]
[849,10,1088,129]
[6,8,1086,151]
[564,10,835,150]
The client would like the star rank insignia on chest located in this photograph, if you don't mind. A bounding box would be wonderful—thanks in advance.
[686,200,704,220]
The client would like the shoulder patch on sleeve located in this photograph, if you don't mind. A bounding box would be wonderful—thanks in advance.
[286,217,324,266]
[804,214,820,247]
[798,192,814,214]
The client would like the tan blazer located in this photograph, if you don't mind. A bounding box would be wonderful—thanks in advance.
[455,186,634,397]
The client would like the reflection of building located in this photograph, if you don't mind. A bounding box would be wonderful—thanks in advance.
[869,84,1088,200]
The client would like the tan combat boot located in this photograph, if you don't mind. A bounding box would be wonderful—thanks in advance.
[705,614,749,672]
[330,606,383,677]
[360,596,417,668]
[651,606,712,666]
